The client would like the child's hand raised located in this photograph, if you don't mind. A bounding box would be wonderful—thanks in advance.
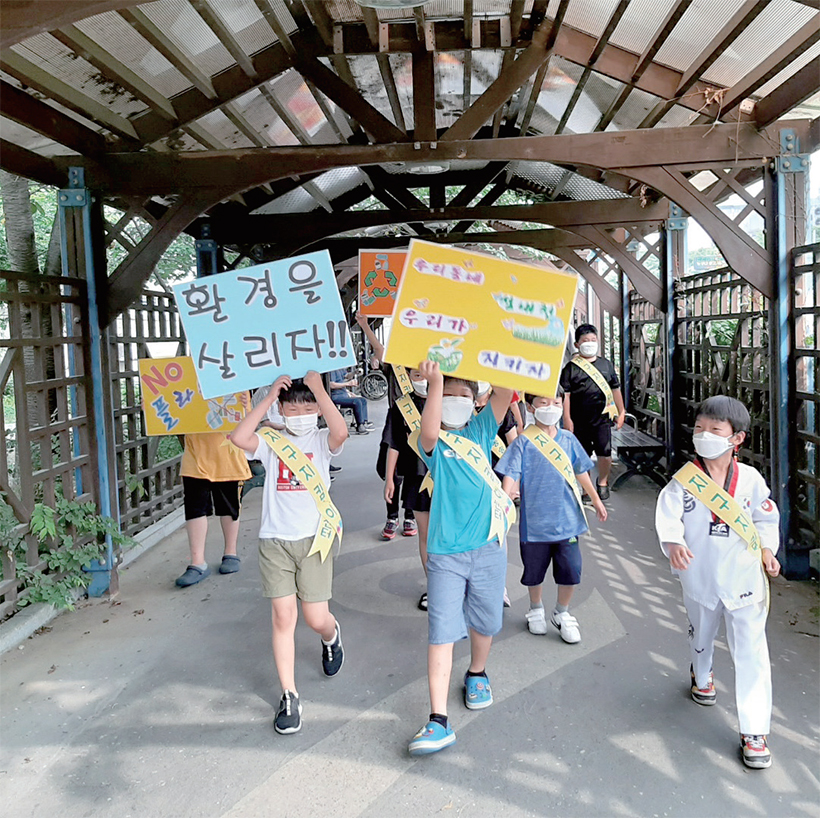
[419,359,442,385]
[303,370,323,393]
[762,548,780,577]
[355,312,368,326]
[668,543,693,570]
[272,375,292,396]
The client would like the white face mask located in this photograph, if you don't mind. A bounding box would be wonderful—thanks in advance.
[441,396,475,429]
[411,379,428,397]
[534,405,563,427]
[284,413,319,436]
[578,341,598,358]
[692,431,734,460]
[476,381,491,397]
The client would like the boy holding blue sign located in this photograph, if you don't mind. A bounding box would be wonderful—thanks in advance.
[407,360,515,757]
[232,371,348,736]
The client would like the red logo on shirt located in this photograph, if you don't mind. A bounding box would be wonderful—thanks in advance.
[760,499,775,513]
[277,453,314,492]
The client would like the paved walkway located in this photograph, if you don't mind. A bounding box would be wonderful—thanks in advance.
[2,414,819,818]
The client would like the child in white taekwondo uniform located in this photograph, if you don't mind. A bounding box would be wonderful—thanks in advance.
[655,396,781,769]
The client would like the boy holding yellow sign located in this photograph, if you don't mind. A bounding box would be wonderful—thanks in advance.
[407,361,516,757]
[231,372,348,736]
[655,396,781,769]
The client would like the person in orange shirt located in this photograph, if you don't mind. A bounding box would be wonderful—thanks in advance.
[175,431,252,587]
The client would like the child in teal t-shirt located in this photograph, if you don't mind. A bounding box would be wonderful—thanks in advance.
[408,360,514,757]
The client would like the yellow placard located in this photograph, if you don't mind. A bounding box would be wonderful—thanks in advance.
[383,240,578,396]
[139,356,246,436]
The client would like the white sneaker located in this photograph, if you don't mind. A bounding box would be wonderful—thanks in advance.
[551,610,581,643]
[525,606,548,635]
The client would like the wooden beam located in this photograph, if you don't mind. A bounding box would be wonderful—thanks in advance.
[0,49,139,141]
[450,181,508,234]
[361,7,406,132]
[52,24,177,120]
[589,0,631,65]
[447,162,508,206]
[0,138,65,187]
[632,0,694,81]
[442,17,556,142]
[555,67,590,135]
[0,79,107,155]
[118,7,217,99]
[754,56,820,128]
[189,0,257,79]
[551,247,622,316]
[676,1,770,97]
[60,122,811,195]
[721,18,820,116]
[412,48,436,142]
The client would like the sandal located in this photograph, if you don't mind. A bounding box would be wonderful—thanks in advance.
[219,555,241,574]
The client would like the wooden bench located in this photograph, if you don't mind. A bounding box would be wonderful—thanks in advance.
[611,416,668,491]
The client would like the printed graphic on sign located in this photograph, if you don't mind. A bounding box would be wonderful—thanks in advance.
[383,240,578,395]
[138,356,247,436]
[358,250,407,317]
[172,251,354,398]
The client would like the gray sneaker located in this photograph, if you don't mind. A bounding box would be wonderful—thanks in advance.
[175,565,210,587]
[274,690,302,735]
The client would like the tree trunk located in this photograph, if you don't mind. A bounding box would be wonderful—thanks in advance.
[0,171,40,274]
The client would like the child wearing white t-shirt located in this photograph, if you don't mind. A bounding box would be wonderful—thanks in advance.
[232,372,348,735]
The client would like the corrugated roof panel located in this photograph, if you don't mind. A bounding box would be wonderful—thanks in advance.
[605,86,662,131]
[204,0,277,57]
[323,1,368,23]
[313,167,369,199]
[195,108,256,148]
[509,160,567,193]
[528,58,584,136]
[436,51,464,129]
[346,53,397,124]
[609,0,679,56]
[74,12,193,99]
[655,104,699,129]
[754,38,820,99]
[563,172,631,201]
[654,2,739,72]
[270,69,337,141]
[469,50,504,114]
[10,35,149,119]
[251,186,319,214]
[155,129,203,152]
[141,0,235,78]
[565,72,622,134]
[702,1,817,89]
[563,0,622,39]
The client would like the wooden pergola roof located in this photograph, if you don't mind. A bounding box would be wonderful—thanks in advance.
[1,0,819,319]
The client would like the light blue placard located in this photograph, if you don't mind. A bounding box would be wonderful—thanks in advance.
[172,251,354,399]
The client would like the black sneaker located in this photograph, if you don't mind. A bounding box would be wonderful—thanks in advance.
[329,464,342,473]
[321,622,344,677]
[274,690,302,735]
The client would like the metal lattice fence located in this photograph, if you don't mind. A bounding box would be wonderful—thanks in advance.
[627,290,666,442]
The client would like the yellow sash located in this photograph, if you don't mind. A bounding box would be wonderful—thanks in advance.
[492,433,507,461]
[410,427,516,544]
[393,364,433,496]
[392,364,414,397]
[258,428,343,562]
[523,426,587,523]
[672,461,768,607]
[571,356,618,419]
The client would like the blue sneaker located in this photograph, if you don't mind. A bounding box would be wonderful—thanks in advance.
[408,720,456,756]
[464,672,493,710]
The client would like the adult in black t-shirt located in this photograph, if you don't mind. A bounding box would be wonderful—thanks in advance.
[559,323,625,500]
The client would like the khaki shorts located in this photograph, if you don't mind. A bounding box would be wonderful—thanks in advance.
[258,536,333,602]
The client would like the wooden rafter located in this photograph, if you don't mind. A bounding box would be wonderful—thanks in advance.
[755,56,820,128]
[189,0,257,79]
[412,48,436,142]
[589,0,631,66]
[632,0,694,81]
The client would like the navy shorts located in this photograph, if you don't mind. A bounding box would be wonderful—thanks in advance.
[183,477,242,521]
[520,538,582,587]
[402,473,431,513]
[573,418,612,458]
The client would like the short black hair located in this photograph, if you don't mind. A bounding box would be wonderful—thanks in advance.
[279,380,318,406]
[525,385,564,405]
[443,376,478,400]
[575,323,598,342]
[695,395,750,434]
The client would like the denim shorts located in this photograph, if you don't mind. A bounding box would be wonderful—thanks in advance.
[426,540,507,645]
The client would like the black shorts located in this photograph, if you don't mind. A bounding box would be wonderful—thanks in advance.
[402,473,432,513]
[183,477,243,521]
[520,538,582,587]
[573,417,612,457]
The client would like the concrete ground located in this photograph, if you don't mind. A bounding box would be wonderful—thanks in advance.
[2,406,819,818]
